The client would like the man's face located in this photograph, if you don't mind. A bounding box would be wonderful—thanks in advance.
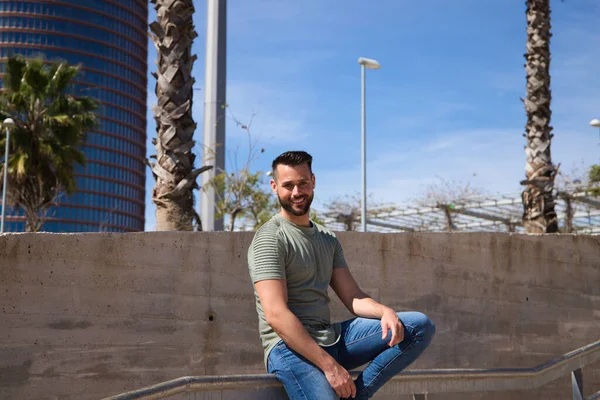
[271,163,315,217]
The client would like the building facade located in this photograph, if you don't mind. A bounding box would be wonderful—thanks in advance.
[0,0,147,232]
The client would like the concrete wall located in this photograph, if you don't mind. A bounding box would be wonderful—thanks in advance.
[0,232,598,400]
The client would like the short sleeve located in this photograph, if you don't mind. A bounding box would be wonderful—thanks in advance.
[332,238,348,269]
[248,223,286,283]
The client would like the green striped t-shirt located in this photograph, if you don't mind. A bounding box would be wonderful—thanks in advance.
[247,214,349,368]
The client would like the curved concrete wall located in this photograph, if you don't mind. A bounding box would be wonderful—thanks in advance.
[0,232,598,399]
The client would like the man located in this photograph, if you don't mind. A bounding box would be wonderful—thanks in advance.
[248,151,435,400]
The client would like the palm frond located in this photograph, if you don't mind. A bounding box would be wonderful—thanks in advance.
[5,56,26,92]
[0,55,98,231]
[53,65,79,94]
[22,59,49,95]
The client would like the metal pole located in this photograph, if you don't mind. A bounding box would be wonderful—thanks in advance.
[361,64,367,232]
[572,368,584,400]
[200,0,227,231]
[1,126,9,233]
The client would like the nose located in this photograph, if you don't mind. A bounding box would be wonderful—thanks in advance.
[292,185,301,196]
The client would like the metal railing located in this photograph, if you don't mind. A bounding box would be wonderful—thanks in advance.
[103,339,600,400]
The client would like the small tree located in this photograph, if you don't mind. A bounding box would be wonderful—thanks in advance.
[322,193,392,231]
[549,164,600,232]
[415,177,486,231]
[417,176,484,206]
[589,165,600,185]
[309,210,326,227]
[207,109,277,231]
[554,166,581,233]
[0,56,98,232]
[211,168,278,231]
[323,194,360,231]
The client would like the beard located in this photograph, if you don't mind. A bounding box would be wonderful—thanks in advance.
[278,192,314,217]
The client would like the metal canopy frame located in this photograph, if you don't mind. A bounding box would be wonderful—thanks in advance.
[321,189,600,234]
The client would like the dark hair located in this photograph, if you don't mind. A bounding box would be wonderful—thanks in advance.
[271,151,313,179]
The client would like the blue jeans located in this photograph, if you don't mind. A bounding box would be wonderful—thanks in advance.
[267,311,435,400]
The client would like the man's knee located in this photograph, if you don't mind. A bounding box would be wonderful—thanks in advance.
[419,313,435,345]
[398,311,436,345]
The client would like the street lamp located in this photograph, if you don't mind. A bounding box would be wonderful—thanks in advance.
[358,57,380,232]
[591,118,600,141]
[1,118,15,233]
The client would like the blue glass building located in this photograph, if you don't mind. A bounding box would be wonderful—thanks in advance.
[0,0,147,232]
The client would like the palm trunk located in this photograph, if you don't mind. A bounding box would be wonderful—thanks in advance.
[149,0,210,231]
[17,176,50,232]
[24,215,41,233]
[520,0,558,233]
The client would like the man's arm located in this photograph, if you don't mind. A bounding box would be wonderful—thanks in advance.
[330,268,404,346]
[255,279,356,399]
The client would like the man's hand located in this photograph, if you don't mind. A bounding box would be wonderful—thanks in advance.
[381,308,404,347]
[323,361,356,399]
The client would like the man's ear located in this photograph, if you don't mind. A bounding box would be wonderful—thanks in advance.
[312,173,316,189]
[270,178,277,194]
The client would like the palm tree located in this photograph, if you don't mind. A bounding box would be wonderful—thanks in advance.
[149,0,212,231]
[0,55,98,232]
[520,0,559,233]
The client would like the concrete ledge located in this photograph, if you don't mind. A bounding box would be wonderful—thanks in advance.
[103,340,600,399]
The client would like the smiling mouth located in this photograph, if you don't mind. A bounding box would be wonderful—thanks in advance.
[291,198,306,205]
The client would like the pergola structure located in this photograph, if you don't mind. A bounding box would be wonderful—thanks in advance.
[321,189,600,234]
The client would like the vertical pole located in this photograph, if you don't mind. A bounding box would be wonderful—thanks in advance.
[360,64,367,233]
[1,126,10,233]
[201,0,227,231]
[572,368,583,400]
[564,194,573,233]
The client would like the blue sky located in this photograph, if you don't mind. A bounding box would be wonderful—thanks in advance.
[145,0,600,230]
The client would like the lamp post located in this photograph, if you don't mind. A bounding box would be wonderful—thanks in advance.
[201,0,227,231]
[357,57,380,232]
[1,118,15,233]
